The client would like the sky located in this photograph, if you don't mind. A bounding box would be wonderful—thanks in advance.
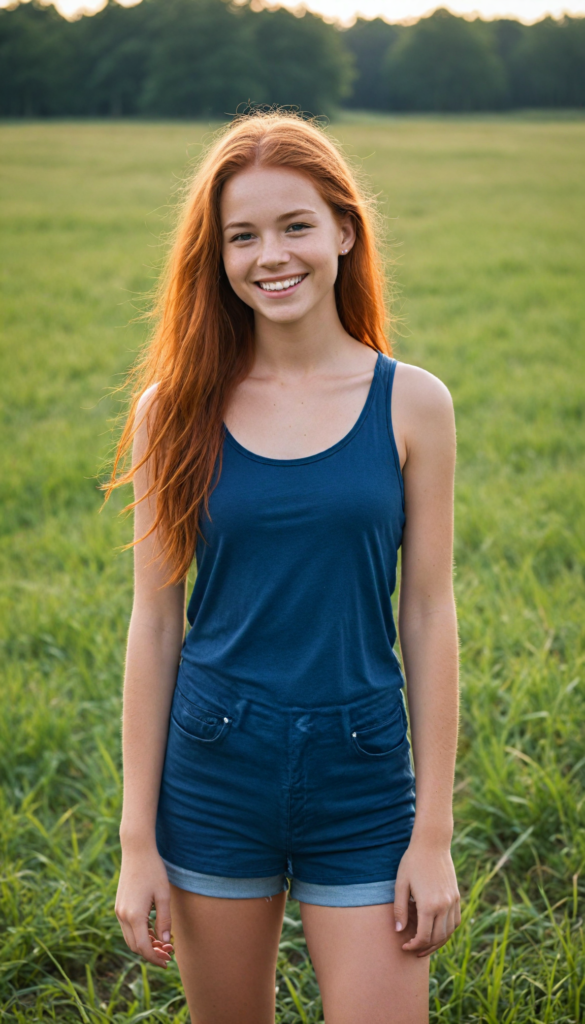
[4,0,584,23]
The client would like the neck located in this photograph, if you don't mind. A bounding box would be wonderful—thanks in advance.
[251,290,356,377]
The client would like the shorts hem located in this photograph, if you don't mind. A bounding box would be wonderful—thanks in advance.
[163,859,288,898]
[163,859,395,906]
[291,877,395,907]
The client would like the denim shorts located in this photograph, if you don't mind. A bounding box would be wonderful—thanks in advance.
[155,665,416,908]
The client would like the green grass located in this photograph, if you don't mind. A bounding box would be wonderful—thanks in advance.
[0,117,584,1022]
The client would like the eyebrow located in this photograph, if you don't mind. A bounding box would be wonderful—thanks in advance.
[223,209,317,231]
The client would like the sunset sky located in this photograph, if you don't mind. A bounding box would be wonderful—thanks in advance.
[3,0,584,23]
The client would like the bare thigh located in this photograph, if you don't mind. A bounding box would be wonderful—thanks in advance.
[169,884,287,1024]
[300,900,429,1024]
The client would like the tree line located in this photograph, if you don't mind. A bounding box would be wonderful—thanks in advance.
[1,0,584,117]
[344,9,585,111]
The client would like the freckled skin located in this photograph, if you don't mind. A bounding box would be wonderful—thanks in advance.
[220,164,353,331]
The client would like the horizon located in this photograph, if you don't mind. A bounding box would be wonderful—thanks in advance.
[2,0,585,25]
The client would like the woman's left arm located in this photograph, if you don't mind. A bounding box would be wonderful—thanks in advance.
[392,364,461,957]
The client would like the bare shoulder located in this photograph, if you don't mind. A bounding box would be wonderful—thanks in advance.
[394,360,453,419]
[133,382,160,462]
[392,360,455,462]
[136,381,160,420]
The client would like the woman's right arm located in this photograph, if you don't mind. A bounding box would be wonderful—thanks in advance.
[115,386,186,968]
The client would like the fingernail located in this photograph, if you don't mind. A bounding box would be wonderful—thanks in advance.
[395,921,403,932]
[163,931,170,942]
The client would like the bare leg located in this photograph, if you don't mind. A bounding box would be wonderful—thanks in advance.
[300,899,429,1024]
[169,884,287,1024]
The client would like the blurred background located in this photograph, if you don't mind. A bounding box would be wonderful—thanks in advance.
[1,0,585,114]
[1,1,584,1021]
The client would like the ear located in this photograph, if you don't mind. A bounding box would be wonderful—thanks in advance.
[338,212,356,255]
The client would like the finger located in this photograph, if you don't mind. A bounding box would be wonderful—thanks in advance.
[150,937,173,951]
[149,936,173,958]
[431,908,449,948]
[445,905,457,941]
[401,910,434,951]
[132,917,171,969]
[148,937,173,963]
[154,893,173,945]
[454,897,462,929]
[148,927,174,957]
[153,948,173,964]
[418,906,454,957]
[393,879,411,934]
[417,942,443,958]
[119,920,139,954]
[148,926,173,946]
[442,900,457,939]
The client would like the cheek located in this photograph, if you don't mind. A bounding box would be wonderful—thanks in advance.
[307,243,340,287]
[222,249,249,291]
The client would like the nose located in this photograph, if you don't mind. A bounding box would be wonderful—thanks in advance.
[257,232,290,270]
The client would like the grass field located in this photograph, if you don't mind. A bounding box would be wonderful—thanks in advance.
[1,116,584,1022]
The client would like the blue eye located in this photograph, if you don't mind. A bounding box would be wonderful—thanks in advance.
[287,223,311,232]
[233,232,254,242]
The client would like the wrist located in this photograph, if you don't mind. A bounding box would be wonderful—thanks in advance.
[119,822,158,851]
[410,817,454,849]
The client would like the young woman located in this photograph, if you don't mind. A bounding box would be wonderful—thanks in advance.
[108,110,460,1024]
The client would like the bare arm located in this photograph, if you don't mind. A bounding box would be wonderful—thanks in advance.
[119,386,187,843]
[115,385,186,967]
[392,363,461,956]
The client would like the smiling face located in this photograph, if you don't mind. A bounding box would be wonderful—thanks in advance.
[220,164,355,326]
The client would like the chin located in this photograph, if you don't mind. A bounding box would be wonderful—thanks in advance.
[259,304,310,324]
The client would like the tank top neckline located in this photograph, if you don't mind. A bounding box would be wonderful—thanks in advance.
[223,350,386,467]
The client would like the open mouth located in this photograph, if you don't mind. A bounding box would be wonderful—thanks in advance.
[255,274,308,296]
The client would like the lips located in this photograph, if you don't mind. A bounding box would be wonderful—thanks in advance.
[255,274,307,293]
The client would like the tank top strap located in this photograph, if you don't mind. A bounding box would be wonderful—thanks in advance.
[375,353,404,512]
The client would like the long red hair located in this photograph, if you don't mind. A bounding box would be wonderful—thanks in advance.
[103,109,393,585]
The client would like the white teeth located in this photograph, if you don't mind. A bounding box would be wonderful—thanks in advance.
[257,275,304,292]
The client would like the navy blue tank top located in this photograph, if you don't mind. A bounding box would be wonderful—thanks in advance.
[179,351,406,708]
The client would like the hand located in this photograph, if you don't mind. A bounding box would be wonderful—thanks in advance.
[393,836,461,957]
[115,841,175,969]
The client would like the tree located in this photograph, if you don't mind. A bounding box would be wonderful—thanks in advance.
[341,17,402,110]
[252,6,354,115]
[384,8,507,112]
[79,1,154,116]
[0,2,83,115]
[509,16,585,107]
[137,0,260,117]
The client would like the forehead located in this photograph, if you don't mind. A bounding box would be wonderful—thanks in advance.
[220,164,329,225]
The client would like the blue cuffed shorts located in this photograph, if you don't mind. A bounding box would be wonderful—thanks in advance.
[162,859,398,906]
[155,664,416,908]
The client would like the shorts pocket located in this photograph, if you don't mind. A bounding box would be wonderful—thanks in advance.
[171,685,231,744]
[350,702,407,759]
